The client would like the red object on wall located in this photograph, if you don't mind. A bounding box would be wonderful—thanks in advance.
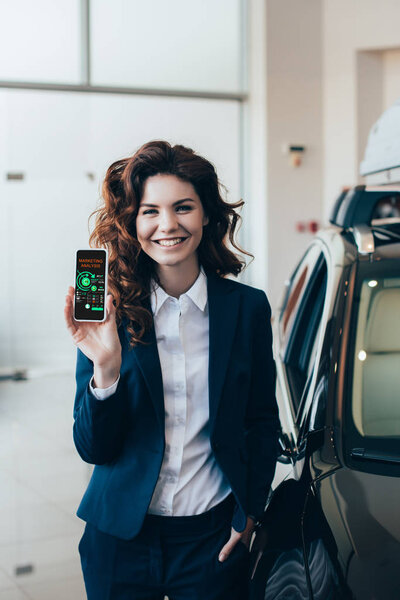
[295,220,320,233]
[296,221,306,232]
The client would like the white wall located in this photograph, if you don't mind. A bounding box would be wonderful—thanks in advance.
[241,0,269,291]
[383,49,400,109]
[264,0,400,308]
[265,0,323,308]
[323,0,400,218]
[356,51,383,177]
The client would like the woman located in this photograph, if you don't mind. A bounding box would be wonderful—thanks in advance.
[64,141,279,600]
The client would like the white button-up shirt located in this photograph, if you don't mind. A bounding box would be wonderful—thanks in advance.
[90,267,231,516]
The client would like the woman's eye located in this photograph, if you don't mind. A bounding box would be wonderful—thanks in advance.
[141,205,191,215]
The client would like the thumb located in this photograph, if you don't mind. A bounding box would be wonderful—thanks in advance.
[218,531,239,562]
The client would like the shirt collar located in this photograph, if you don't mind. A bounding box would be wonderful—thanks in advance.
[150,266,208,316]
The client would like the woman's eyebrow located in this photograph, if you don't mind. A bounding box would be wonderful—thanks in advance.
[140,198,195,208]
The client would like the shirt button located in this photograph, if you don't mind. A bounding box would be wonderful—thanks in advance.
[176,416,185,425]
[176,382,184,391]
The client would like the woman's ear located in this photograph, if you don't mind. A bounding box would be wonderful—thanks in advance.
[203,214,209,226]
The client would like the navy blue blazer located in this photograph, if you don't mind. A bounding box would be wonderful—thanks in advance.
[73,271,279,540]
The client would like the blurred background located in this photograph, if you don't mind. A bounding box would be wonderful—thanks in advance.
[0,0,399,598]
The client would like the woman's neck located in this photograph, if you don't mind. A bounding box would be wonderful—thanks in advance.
[156,259,200,299]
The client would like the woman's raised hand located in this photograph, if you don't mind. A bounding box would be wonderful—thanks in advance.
[64,286,122,387]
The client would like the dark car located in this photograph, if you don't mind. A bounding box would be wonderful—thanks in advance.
[249,186,400,600]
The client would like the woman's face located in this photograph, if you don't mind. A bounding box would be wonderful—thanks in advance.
[136,174,208,271]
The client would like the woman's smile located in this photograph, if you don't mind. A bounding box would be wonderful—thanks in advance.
[153,236,189,247]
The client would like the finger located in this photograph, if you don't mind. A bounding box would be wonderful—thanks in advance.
[218,533,241,562]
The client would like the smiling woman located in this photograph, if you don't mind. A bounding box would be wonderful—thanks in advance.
[64,140,279,600]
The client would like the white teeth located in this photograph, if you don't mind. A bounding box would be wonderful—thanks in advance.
[157,238,185,247]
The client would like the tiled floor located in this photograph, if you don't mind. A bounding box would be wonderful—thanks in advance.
[0,373,87,599]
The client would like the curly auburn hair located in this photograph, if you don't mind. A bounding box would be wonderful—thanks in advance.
[89,140,253,347]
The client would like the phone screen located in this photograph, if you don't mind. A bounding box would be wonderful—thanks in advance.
[74,249,107,321]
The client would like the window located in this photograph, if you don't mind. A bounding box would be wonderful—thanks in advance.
[282,253,328,414]
[279,245,322,352]
[90,0,244,93]
[0,0,81,84]
[352,275,400,438]
[345,258,400,475]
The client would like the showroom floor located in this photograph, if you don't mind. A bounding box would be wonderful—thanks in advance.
[0,373,88,599]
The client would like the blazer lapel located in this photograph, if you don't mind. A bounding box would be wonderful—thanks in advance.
[122,310,165,435]
[207,272,241,432]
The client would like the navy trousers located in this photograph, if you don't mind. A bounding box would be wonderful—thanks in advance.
[79,493,250,599]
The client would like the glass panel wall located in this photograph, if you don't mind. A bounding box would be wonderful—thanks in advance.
[0,0,81,83]
[90,0,244,92]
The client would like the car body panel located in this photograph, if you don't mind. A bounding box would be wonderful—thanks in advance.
[250,199,400,599]
[316,469,400,599]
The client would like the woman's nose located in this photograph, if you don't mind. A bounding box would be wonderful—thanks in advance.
[159,210,178,231]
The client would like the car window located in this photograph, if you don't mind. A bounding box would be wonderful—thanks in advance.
[283,254,328,415]
[352,275,400,438]
[345,259,400,475]
[279,245,322,354]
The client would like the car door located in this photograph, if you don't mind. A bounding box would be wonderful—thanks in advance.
[284,256,352,600]
[250,248,329,599]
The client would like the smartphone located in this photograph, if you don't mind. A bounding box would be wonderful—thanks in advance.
[74,249,108,322]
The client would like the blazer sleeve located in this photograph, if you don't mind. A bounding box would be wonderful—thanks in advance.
[72,348,128,465]
[245,290,280,521]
